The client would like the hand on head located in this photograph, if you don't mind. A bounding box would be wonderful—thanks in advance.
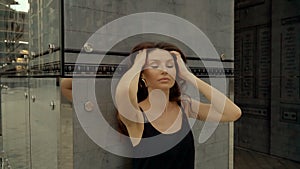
[170,51,191,79]
[133,49,148,66]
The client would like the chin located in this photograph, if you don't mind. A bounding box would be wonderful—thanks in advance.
[156,84,174,90]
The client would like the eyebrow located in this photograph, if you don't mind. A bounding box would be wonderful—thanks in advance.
[148,59,174,62]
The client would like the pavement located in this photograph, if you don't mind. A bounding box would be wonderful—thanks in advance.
[234,147,300,169]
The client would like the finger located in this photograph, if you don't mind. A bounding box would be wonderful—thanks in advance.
[170,51,181,58]
[138,49,145,54]
[138,49,147,58]
[172,53,185,65]
[170,51,184,63]
[134,49,147,63]
[133,51,148,72]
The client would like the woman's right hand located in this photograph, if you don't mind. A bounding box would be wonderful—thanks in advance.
[132,49,147,69]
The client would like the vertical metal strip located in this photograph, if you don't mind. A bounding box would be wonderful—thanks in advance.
[60,0,65,77]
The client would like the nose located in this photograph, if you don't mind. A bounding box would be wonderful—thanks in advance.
[159,65,176,79]
[161,70,168,75]
[160,65,168,73]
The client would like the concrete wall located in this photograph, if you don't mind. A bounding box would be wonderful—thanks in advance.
[63,0,235,168]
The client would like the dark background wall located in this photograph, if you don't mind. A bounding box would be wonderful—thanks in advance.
[234,0,300,162]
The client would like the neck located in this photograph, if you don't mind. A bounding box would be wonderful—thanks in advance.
[148,88,170,100]
[142,88,171,120]
[143,98,171,121]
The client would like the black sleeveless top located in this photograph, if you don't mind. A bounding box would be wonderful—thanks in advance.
[132,107,195,169]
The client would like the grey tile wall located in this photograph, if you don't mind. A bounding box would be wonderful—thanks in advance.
[63,0,234,59]
[64,0,235,169]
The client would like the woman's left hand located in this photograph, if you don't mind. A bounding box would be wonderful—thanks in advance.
[170,51,192,79]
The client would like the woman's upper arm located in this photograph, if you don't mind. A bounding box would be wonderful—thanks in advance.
[185,98,208,120]
[187,98,240,122]
[186,98,221,121]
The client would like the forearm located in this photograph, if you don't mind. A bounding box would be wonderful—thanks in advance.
[185,72,241,119]
[116,68,140,108]
[115,66,142,122]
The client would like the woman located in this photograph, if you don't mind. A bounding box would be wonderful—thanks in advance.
[114,42,241,169]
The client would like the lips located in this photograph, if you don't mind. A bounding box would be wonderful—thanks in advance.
[158,77,171,81]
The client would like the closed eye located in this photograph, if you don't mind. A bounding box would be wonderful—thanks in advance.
[166,61,175,68]
[148,62,159,69]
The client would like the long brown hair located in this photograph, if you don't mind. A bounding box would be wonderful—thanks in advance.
[131,42,187,102]
[118,42,187,135]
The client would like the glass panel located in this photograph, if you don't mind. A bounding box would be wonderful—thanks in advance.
[28,0,61,76]
[30,78,60,169]
[59,77,74,169]
[1,77,30,169]
[0,1,29,76]
[0,1,30,168]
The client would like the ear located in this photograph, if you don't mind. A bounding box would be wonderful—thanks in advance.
[140,73,145,79]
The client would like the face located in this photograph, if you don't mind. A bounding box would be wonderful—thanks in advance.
[141,49,177,91]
